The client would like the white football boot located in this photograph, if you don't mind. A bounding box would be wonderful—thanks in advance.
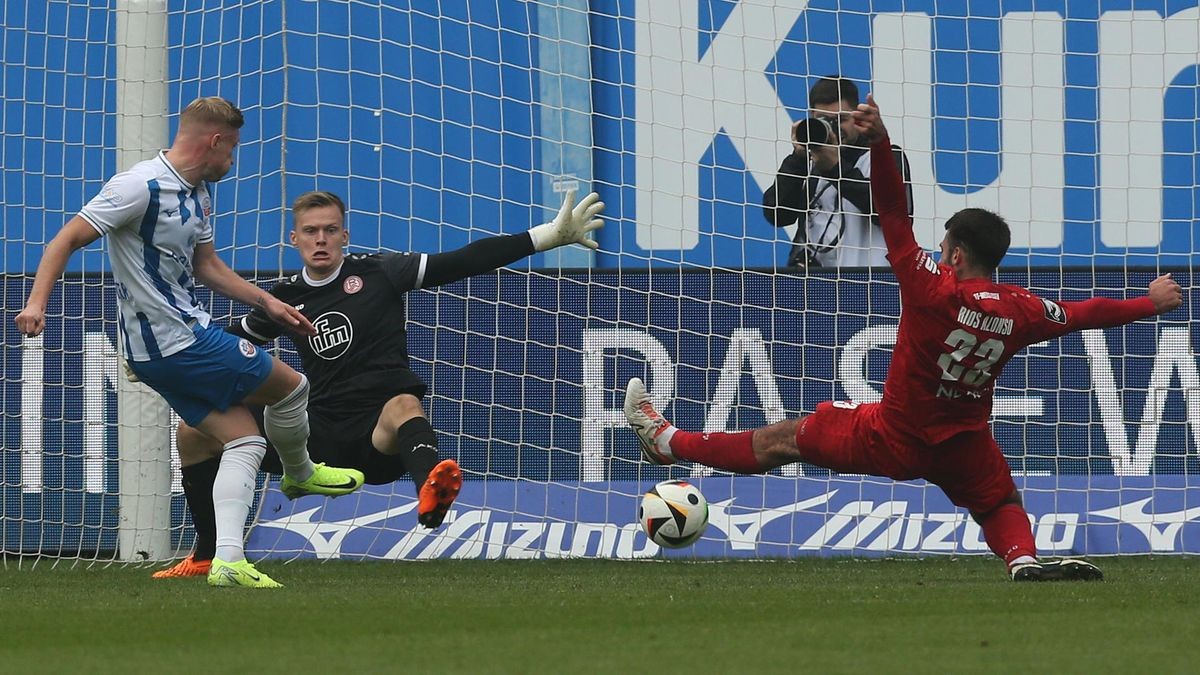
[624,377,677,465]
[1010,558,1103,582]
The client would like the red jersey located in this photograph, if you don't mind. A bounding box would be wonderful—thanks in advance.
[868,139,1157,445]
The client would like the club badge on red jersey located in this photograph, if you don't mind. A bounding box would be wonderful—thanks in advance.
[1041,298,1067,324]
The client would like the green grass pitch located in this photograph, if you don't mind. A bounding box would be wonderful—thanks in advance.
[1,557,1197,673]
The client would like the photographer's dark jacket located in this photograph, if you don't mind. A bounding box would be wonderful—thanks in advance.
[763,143,911,268]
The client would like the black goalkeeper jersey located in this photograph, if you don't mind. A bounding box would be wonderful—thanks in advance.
[231,252,428,411]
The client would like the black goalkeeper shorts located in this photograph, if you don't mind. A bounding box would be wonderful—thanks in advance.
[255,386,427,485]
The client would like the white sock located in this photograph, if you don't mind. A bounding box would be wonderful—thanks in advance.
[1009,555,1037,567]
[213,436,267,563]
[264,376,315,482]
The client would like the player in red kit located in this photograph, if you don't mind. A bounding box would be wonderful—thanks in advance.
[624,95,1183,581]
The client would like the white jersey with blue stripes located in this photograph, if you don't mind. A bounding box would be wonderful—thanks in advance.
[79,152,214,361]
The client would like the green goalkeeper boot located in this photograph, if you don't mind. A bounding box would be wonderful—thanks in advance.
[280,462,366,500]
[208,558,283,589]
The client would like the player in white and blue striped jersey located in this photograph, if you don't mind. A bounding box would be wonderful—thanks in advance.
[15,97,365,588]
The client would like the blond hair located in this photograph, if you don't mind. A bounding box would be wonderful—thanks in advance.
[292,191,347,218]
[179,96,244,131]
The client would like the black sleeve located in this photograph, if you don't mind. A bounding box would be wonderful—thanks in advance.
[225,284,287,346]
[762,153,818,227]
[385,232,537,291]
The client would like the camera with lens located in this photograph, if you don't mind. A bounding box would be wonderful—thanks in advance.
[793,116,836,146]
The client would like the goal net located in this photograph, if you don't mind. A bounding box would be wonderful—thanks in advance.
[3,0,1198,564]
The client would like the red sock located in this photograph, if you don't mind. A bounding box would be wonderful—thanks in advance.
[979,503,1037,565]
[669,430,762,474]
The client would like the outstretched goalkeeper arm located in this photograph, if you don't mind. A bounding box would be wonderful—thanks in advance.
[418,190,604,288]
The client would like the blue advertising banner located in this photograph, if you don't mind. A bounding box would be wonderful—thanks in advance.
[3,269,1199,554]
[248,475,1200,559]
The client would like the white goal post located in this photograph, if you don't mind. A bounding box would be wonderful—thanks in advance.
[113,0,172,563]
[2,1,1198,564]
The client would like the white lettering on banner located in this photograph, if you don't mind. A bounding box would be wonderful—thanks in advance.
[21,335,44,493]
[1036,513,1080,552]
[920,513,964,552]
[250,491,1196,558]
[873,12,1066,250]
[1090,497,1200,552]
[636,8,1190,253]
[706,493,834,550]
[836,501,909,551]
[26,332,177,495]
[581,329,675,481]
[253,502,418,559]
[1098,9,1199,247]
[694,329,795,477]
[83,333,121,493]
[634,0,809,250]
[1082,327,1200,475]
[959,517,993,552]
[360,511,656,560]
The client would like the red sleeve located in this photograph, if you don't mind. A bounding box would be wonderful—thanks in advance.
[871,137,948,304]
[1030,295,1157,342]
[870,136,917,256]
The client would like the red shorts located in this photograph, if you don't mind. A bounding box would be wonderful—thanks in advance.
[793,401,1016,514]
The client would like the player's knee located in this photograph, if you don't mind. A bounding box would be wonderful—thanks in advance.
[757,418,804,468]
[177,421,222,465]
[268,374,309,416]
[374,411,435,456]
[373,395,425,444]
[971,490,1024,524]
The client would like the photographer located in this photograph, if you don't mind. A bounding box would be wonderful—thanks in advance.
[763,77,911,268]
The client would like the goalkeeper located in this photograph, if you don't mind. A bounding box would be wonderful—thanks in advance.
[154,188,604,578]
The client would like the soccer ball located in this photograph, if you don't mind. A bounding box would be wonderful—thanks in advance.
[638,479,709,548]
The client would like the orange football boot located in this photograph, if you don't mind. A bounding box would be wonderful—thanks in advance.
[417,459,462,529]
[151,554,212,579]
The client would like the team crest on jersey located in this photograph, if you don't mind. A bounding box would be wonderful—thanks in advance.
[238,339,257,358]
[1041,298,1067,324]
[100,186,123,205]
[201,196,212,217]
[310,311,354,360]
[343,275,364,295]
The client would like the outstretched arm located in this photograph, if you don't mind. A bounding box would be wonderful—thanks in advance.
[420,190,604,288]
[193,242,316,336]
[419,232,537,288]
[1054,273,1181,334]
[852,95,915,255]
[15,216,102,337]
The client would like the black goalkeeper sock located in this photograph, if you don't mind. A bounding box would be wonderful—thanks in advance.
[180,456,220,561]
[394,417,440,491]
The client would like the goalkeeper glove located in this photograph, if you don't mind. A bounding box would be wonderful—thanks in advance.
[527,189,604,252]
